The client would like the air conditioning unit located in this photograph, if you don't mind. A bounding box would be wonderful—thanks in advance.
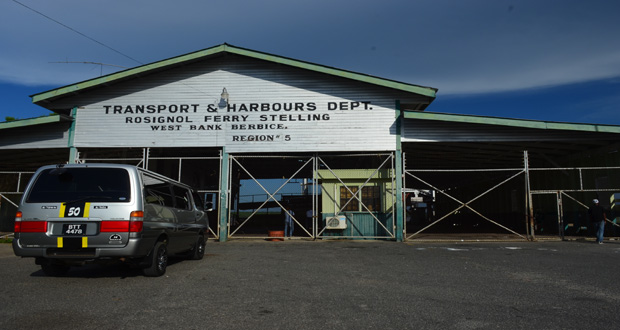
[325,215,347,230]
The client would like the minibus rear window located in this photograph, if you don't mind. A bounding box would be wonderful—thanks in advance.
[26,168,131,203]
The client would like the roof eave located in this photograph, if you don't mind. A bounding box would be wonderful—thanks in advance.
[31,44,437,106]
[0,115,67,130]
[404,111,620,133]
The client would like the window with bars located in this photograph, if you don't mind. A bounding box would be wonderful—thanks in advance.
[339,185,381,212]
[362,186,380,211]
[339,186,359,211]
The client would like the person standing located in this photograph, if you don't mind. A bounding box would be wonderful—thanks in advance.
[588,199,608,244]
[284,206,295,238]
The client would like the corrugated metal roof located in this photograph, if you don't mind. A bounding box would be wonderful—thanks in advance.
[404,111,620,134]
[31,43,438,106]
[402,110,620,169]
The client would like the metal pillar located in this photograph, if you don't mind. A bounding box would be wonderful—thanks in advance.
[219,148,230,242]
[524,150,535,240]
[394,100,404,241]
[312,154,318,239]
[67,107,78,164]
[557,191,565,240]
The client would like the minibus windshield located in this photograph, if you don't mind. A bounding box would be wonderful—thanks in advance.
[26,167,131,203]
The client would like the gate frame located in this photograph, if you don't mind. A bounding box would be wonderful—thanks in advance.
[403,150,532,241]
[1,171,36,235]
[404,147,620,242]
[224,152,397,241]
[403,167,528,241]
[316,153,397,240]
[226,154,315,240]
[530,187,620,240]
[1,171,33,207]
[1,171,35,208]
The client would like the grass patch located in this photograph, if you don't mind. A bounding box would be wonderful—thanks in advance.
[0,238,13,244]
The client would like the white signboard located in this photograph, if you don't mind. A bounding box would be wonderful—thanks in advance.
[73,67,398,152]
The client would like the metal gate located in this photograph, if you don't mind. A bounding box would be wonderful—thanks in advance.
[227,154,316,239]
[226,153,396,240]
[404,150,620,241]
[403,152,529,241]
[529,165,620,240]
[316,153,396,239]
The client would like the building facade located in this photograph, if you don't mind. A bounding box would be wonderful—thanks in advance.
[2,44,620,241]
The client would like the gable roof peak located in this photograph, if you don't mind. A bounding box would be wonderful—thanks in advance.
[32,44,437,107]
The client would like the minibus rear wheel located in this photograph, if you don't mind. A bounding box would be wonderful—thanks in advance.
[189,234,206,260]
[143,241,168,277]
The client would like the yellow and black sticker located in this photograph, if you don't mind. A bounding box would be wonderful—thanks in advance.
[59,202,90,218]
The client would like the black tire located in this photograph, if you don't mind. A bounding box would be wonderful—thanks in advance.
[41,263,70,277]
[143,241,168,277]
[189,234,206,260]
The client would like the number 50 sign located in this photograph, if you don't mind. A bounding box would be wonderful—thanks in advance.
[59,202,91,218]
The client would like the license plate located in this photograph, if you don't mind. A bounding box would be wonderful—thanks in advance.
[62,224,87,236]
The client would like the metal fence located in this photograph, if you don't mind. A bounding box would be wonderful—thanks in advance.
[404,150,620,241]
[5,148,619,242]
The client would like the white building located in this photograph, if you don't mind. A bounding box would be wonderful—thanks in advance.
[2,44,620,241]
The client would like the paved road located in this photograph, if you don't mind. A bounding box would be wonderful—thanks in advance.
[1,239,619,330]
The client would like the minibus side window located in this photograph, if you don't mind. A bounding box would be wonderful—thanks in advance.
[172,185,191,210]
[192,191,204,210]
[144,184,174,208]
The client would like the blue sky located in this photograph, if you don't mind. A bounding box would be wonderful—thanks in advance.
[1,0,619,124]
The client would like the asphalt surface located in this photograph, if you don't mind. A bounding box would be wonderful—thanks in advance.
[1,239,620,330]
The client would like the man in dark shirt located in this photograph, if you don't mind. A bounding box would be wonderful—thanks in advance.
[588,199,608,244]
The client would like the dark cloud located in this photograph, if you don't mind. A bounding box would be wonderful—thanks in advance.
[1,0,619,95]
